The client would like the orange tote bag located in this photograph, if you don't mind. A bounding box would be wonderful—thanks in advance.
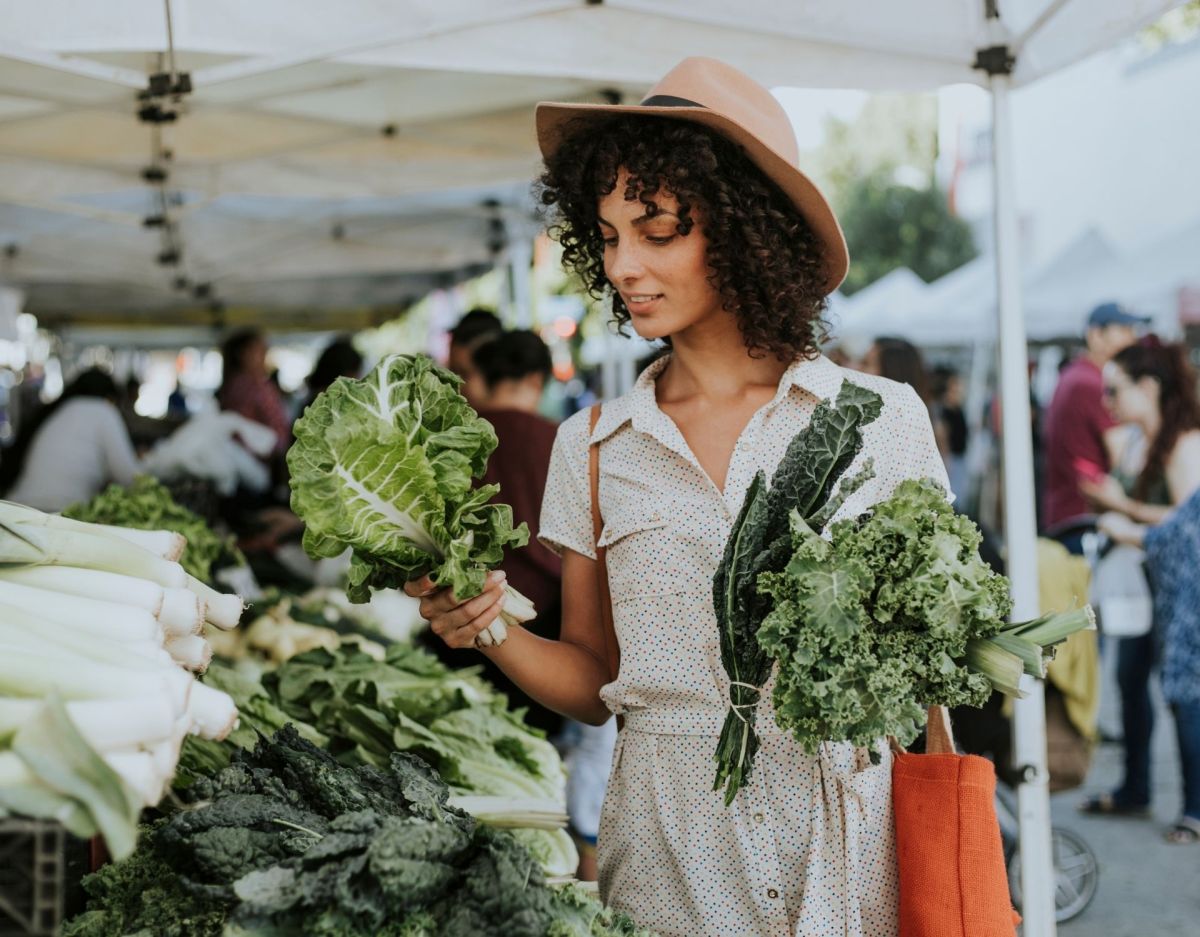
[892,706,1021,937]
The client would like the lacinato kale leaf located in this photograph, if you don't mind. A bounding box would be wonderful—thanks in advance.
[713,379,884,803]
[64,726,658,937]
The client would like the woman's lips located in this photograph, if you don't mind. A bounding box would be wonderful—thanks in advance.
[625,293,663,314]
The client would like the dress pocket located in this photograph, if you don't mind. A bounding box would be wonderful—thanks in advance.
[598,515,685,602]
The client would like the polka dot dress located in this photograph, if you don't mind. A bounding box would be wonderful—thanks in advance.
[539,354,952,937]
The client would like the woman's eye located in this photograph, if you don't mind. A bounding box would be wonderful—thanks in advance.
[647,235,676,245]
[601,236,618,247]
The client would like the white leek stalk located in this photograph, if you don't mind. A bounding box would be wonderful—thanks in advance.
[160,587,205,636]
[0,501,184,561]
[102,751,169,806]
[165,635,212,673]
[0,580,162,644]
[0,698,176,751]
[0,644,191,713]
[186,575,243,630]
[187,681,238,741]
[3,523,187,588]
[0,565,165,617]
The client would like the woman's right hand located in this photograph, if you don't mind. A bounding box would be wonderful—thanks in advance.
[403,570,508,649]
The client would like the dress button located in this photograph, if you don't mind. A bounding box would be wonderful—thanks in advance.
[767,888,780,900]
[753,812,765,824]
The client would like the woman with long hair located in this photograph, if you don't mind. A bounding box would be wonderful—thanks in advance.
[1080,339,1200,825]
[217,328,290,457]
[1,367,138,511]
[405,58,948,935]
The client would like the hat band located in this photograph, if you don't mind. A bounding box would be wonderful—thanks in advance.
[640,94,704,108]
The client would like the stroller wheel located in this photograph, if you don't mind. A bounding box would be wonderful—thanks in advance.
[1007,826,1099,923]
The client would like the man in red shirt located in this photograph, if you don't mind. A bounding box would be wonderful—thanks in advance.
[1041,302,1147,552]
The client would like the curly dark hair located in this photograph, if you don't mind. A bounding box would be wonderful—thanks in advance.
[537,115,831,361]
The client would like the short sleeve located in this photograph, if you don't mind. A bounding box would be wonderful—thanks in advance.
[898,384,954,502]
[538,409,597,560]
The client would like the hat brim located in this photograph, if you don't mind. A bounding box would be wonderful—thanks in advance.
[536,101,849,295]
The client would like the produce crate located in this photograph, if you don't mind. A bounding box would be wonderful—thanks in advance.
[0,819,64,937]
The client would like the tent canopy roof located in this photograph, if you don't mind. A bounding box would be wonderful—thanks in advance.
[0,0,1177,324]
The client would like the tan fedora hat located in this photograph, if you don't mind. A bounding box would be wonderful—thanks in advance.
[536,57,848,294]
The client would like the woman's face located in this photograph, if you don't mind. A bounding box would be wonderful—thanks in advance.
[597,172,725,342]
[242,337,268,377]
[1102,362,1159,425]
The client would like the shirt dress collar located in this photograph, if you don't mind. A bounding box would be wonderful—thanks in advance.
[588,352,846,448]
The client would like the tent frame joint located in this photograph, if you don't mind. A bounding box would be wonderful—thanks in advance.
[973,44,1015,76]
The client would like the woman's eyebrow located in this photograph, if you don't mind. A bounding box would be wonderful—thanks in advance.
[597,210,680,228]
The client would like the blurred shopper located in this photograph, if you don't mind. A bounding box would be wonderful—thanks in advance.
[1100,489,1200,844]
[217,329,290,457]
[300,336,363,415]
[1,368,139,511]
[932,364,970,501]
[860,336,932,400]
[472,330,563,732]
[1080,340,1200,820]
[859,336,949,455]
[446,308,502,409]
[1041,302,1146,552]
[464,329,616,879]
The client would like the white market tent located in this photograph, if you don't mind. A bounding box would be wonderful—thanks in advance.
[843,226,1122,346]
[0,3,1183,930]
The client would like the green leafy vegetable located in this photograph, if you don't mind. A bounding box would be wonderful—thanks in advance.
[713,380,883,804]
[64,476,242,582]
[288,354,535,645]
[65,727,655,937]
[758,479,1094,755]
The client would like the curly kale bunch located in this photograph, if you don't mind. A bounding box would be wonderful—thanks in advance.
[757,479,1013,755]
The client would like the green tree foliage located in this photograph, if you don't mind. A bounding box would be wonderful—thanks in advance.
[836,171,978,296]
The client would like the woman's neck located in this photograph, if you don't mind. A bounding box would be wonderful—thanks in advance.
[1139,411,1162,443]
[484,382,541,413]
[657,315,790,404]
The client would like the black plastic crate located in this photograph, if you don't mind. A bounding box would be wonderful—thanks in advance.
[0,819,64,937]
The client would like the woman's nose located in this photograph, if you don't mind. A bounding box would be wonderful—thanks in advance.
[607,239,646,283]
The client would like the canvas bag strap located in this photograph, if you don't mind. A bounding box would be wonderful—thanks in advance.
[588,404,621,686]
[889,706,955,755]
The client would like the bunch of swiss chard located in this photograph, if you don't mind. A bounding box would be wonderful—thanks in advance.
[714,381,1094,804]
[288,354,534,647]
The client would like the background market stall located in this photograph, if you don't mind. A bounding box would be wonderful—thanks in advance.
[0,3,1186,932]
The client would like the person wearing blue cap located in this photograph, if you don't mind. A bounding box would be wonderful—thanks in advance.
[1041,301,1149,552]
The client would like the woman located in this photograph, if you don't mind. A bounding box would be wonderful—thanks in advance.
[406,58,947,936]
[1100,492,1200,844]
[1,368,139,511]
[1080,340,1200,819]
[217,329,290,457]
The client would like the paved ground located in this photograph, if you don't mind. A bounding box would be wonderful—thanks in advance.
[1026,652,1200,936]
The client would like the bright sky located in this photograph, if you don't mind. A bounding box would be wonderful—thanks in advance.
[771,87,870,150]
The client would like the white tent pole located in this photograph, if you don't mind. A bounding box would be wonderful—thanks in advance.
[989,70,1056,936]
[508,236,533,329]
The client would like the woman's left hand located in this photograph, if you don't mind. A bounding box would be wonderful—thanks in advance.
[1080,473,1129,513]
[1098,511,1145,547]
